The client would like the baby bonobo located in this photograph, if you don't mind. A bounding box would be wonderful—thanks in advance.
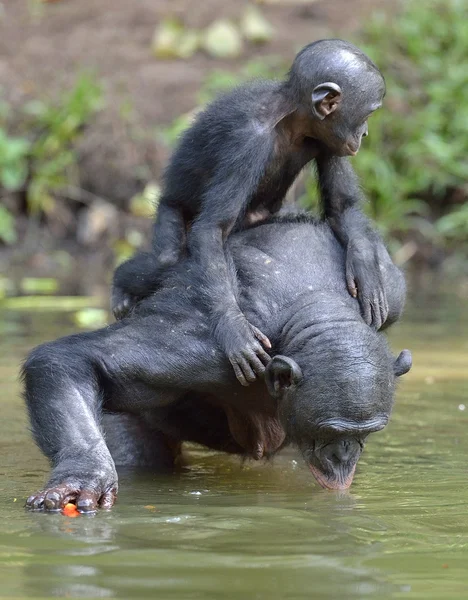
[112,39,386,386]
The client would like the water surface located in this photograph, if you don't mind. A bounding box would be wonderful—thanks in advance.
[0,294,467,599]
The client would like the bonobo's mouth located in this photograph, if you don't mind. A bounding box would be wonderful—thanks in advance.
[345,140,361,156]
[308,462,357,491]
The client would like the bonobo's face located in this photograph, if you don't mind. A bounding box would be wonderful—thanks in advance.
[265,350,412,490]
[310,72,385,157]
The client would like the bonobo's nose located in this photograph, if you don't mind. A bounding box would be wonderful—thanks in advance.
[362,124,369,138]
[323,439,360,464]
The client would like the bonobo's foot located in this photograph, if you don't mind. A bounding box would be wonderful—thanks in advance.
[26,464,118,513]
[216,315,271,386]
[345,239,389,330]
[112,286,138,321]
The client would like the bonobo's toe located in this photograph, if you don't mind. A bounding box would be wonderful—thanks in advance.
[44,490,63,511]
[76,490,100,513]
[26,493,45,510]
[113,294,137,321]
[99,489,117,509]
[26,478,118,513]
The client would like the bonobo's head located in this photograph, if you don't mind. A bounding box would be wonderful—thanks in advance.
[265,329,411,490]
[285,39,385,156]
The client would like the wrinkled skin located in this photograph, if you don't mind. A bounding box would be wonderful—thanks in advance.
[112,39,387,385]
[24,214,411,512]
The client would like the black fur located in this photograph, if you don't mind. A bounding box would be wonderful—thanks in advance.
[23,213,411,511]
[112,39,387,384]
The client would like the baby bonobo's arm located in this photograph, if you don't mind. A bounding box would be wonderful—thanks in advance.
[186,131,274,386]
[316,154,389,329]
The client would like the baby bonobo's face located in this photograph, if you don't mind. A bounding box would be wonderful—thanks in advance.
[316,93,383,157]
[311,71,385,157]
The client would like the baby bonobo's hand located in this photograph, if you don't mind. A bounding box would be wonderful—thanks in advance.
[111,285,138,321]
[345,239,389,330]
[216,314,271,386]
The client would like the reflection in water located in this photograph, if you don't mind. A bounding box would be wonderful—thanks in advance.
[0,293,467,599]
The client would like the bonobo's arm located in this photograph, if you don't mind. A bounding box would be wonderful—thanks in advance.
[187,132,274,386]
[316,154,388,329]
[23,316,233,511]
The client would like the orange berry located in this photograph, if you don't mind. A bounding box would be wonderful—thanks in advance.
[62,503,80,517]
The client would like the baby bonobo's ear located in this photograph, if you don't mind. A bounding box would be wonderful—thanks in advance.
[394,349,412,377]
[265,355,303,398]
[311,82,342,120]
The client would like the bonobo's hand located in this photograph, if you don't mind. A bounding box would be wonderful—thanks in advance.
[345,238,389,330]
[26,459,118,513]
[111,285,138,321]
[215,313,271,386]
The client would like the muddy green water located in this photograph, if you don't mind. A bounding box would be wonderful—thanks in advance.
[0,294,467,599]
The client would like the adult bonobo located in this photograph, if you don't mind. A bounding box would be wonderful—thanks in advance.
[24,210,411,513]
[112,39,387,386]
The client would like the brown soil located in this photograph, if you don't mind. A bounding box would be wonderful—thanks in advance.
[0,0,393,294]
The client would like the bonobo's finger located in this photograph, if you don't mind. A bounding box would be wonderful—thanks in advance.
[361,295,372,326]
[238,356,257,384]
[250,325,272,350]
[246,352,266,378]
[378,290,387,329]
[99,489,117,509]
[230,358,248,387]
[255,345,272,367]
[346,272,358,298]
[76,490,100,513]
[371,293,382,330]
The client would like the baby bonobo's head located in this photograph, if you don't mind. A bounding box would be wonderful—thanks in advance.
[285,39,385,156]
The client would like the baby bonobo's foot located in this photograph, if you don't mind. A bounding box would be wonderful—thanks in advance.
[345,239,389,330]
[112,286,138,321]
[217,315,271,386]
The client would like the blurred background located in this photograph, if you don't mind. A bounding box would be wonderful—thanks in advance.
[0,0,467,309]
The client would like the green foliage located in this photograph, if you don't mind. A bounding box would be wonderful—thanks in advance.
[0,130,29,191]
[347,0,468,244]
[24,73,103,214]
[0,205,17,244]
[0,73,103,239]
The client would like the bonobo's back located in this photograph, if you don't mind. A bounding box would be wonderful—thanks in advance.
[226,214,405,337]
[228,215,348,318]
[163,80,279,212]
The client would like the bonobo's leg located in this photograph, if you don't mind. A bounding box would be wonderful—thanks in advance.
[23,338,119,512]
[316,155,389,329]
[112,203,185,319]
[23,316,230,511]
[102,413,179,470]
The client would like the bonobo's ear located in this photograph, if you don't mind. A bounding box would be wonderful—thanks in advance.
[265,355,303,398]
[394,349,412,377]
[311,82,342,120]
